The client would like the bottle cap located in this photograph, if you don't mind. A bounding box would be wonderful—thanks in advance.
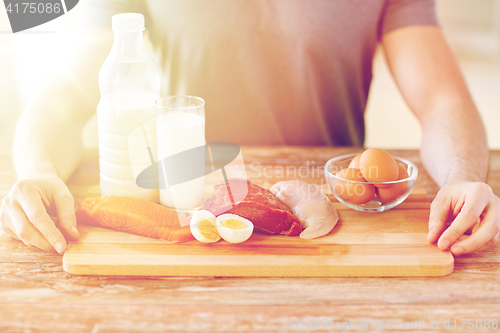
[112,13,145,32]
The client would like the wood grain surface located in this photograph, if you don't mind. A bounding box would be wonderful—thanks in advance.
[1,146,499,332]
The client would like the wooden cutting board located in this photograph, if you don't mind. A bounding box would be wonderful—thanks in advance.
[63,188,454,277]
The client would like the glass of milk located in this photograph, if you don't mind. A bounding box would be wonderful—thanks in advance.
[156,96,206,215]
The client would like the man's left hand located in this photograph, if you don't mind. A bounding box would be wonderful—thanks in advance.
[428,182,500,256]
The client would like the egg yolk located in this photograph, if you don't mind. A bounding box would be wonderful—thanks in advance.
[198,219,219,241]
[220,219,246,230]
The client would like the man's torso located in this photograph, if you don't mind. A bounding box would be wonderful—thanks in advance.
[146,0,385,145]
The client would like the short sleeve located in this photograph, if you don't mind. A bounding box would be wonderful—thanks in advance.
[79,0,148,28]
[379,0,439,37]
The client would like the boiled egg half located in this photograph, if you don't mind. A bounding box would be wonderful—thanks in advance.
[190,210,221,243]
[190,210,254,244]
[216,214,254,244]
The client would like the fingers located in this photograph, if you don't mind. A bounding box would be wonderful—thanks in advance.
[9,202,53,252]
[472,232,499,253]
[2,178,78,253]
[1,203,53,251]
[1,209,21,241]
[54,192,80,241]
[450,207,500,256]
[482,232,500,251]
[0,206,15,235]
[437,191,488,251]
[4,227,22,242]
[17,194,67,254]
[428,194,451,243]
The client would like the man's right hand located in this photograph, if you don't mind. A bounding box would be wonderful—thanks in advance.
[0,176,80,253]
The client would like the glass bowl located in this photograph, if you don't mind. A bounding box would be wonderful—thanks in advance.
[324,153,418,212]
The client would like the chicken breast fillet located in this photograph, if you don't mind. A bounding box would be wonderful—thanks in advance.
[270,180,339,239]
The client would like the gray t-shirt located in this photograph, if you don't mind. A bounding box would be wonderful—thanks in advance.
[83,0,438,146]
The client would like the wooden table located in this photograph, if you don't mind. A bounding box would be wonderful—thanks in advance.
[1,147,499,332]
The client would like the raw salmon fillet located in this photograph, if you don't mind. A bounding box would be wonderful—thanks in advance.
[76,196,194,243]
[202,179,303,236]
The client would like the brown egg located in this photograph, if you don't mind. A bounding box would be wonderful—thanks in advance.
[359,148,398,188]
[348,154,362,168]
[377,164,410,202]
[334,168,375,205]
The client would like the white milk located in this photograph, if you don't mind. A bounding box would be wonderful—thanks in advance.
[97,91,159,202]
[156,112,206,210]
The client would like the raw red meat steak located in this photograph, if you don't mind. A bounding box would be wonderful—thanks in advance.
[201,179,303,236]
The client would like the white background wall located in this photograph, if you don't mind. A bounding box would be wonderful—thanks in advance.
[0,7,19,145]
[1,0,500,149]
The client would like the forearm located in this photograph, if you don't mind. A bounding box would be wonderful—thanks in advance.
[420,99,488,188]
[382,26,489,187]
[13,92,86,182]
[13,27,112,182]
